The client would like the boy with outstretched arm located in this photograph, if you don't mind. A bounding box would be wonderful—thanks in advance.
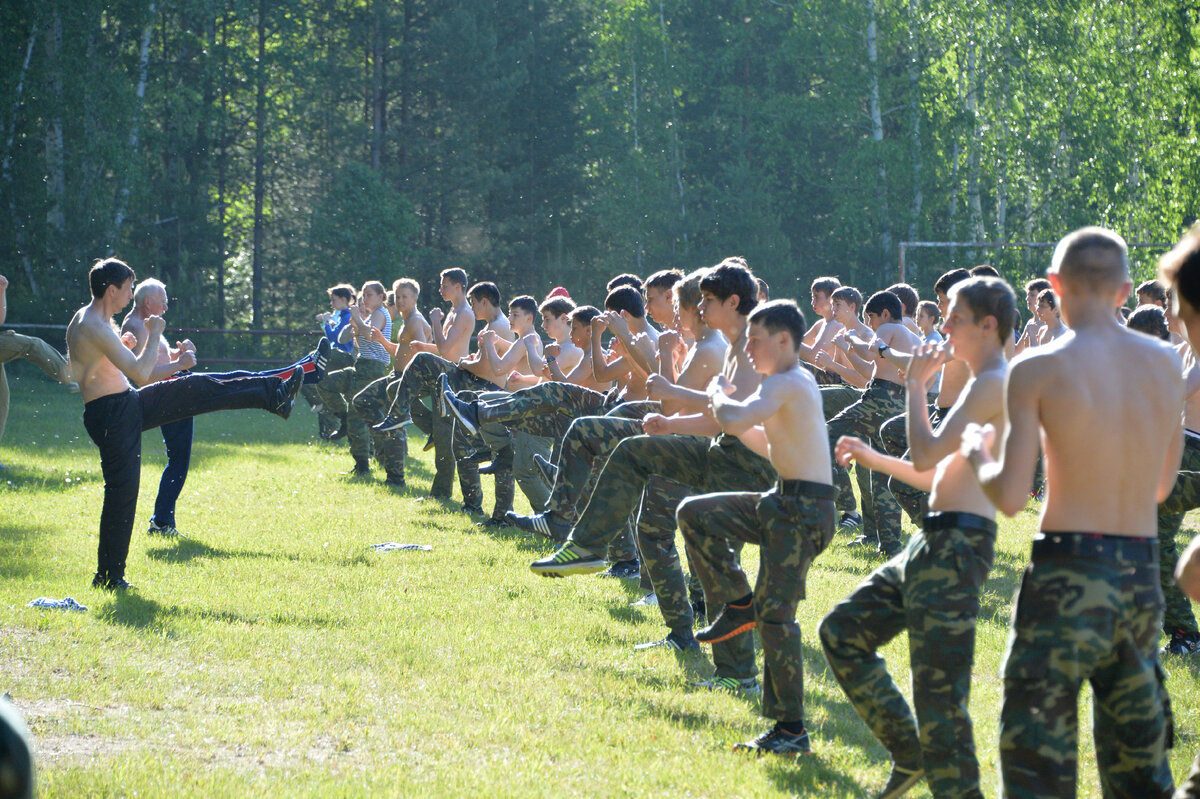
[675,300,833,755]
[963,227,1180,799]
[822,276,1013,799]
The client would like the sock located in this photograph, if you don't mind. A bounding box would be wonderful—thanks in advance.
[776,720,806,736]
[730,593,754,608]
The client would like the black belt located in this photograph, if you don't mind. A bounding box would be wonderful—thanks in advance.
[922,511,995,534]
[868,378,904,394]
[777,479,835,499]
[1032,532,1157,562]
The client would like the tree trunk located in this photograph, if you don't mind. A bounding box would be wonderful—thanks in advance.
[110,1,157,250]
[867,0,891,263]
[3,20,39,296]
[906,0,922,245]
[252,0,268,329]
[44,3,66,278]
[215,10,228,331]
[370,0,387,170]
[658,0,687,251]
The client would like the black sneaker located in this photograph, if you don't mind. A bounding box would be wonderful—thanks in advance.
[634,629,699,652]
[505,511,571,542]
[696,600,756,644]
[598,559,639,579]
[344,459,371,479]
[92,573,134,591]
[459,448,492,466]
[877,764,924,799]
[384,472,406,489]
[330,418,349,440]
[477,517,511,529]
[436,373,451,418]
[444,391,481,437]
[479,447,513,475]
[878,542,902,559]
[533,453,557,489]
[372,414,411,432]
[422,436,435,452]
[838,511,862,531]
[273,365,305,419]
[313,337,332,383]
[733,725,812,757]
[462,503,485,516]
[1162,630,1200,655]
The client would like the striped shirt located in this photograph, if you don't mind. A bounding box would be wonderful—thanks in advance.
[356,308,392,363]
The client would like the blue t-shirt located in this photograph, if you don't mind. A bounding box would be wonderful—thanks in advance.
[324,308,353,353]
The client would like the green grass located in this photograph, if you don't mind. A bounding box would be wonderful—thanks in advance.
[2,372,1200,797]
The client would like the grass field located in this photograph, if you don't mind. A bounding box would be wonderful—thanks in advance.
[2,371,1200,797]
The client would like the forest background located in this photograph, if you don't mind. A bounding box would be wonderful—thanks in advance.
[1,0,1197,347]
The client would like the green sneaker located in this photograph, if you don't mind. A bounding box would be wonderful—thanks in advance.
[690,676,761,696]
[529,543,607,578]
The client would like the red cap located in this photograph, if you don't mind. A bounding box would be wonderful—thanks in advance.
[548,286,571,300]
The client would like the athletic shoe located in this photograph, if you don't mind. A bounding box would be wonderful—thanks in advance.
[384,473,406,489]
[533,453,557,489]
[838,511,862,531]
[479,447,513,475]
[877,765,924,799]
[310,402,326,414]
[462,503,484,516]
[846,534,875,548]
[344,458,371,478]
[530,543,608,577]
[273,366,305,419]
[372,414,411,432]
[459,448,492,466]
[329,420,348,440]
[444,390,481,437]
[147,522,181,537]
[477,517,511,529]
[436,373,451,418]
[506,511,571,542]
[696,600,757,643]
[92,573,134,592]
[878,542,902,559]
[313,338,332,383]
[690,676,761,696]
[1162,630,1200,655]
[631,592,659,607]
[597,559,639,579]
[733,725,812,757]
[634,629,699,652]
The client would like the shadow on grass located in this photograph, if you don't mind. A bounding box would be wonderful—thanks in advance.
[97,591,339,630]
[0,523,53,580]
[144,538,368,568]
[0,463,101,493]
[978,548,1026,626]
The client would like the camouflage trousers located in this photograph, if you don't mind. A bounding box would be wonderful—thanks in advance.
[388,352,499,505]
[571,433,776,680]
[301,347,354,439]
[349,370,409,480]
[632,474,696,631]
[820,384,863,515]
[474,391,555,512]
[680,481,835,721]
[314,356,390,464]
[878,406,949,525]
[999,538,1174,799]
[827,379,907,551]
[1157,431,1200,636]
[0,328,74,444]
[820,513,996,799]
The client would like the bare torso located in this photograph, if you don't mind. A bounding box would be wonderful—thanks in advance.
[762,367,832,483]
[928,373,1004,517]
[67,306,135,402]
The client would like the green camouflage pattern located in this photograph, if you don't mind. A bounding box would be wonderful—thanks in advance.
[826,380,906,551]
[998,553,1174,799]
[1157,433,1200,635]
[302,347,353,439]
[680,485,835,721]
[820,521,995,798]
[314,356,389,463]
[633,475,695,632]
[351,371,408,479]
[820,383,863,515]
[0,329,74,444]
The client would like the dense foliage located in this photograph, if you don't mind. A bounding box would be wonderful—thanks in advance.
[1,0,1197,330]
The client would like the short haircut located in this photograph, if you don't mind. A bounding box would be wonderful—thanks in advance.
[1024,278,1052,295]
[570,304,602,326]
[89,257,136,299]
[755,277,770,301]
[607,273,644,293]
[673,268,707,312]
[934,268,971,296]
[1135,279,1168,306]
[134,278,166,306]
[361,280,385,296]
[970,264,1000,278]
[864,290,903,321]
[393,278,420,297]
[950,276,1018,345]
[1037,287,1058,310]
[467,281,501,308]
[699,257,758,316]
[385,290,395,306]
[830,286,863,313]
[749,300,806,351]
[440,268,468,288]
[886,283,919,317]
[916,300,940,321]
[1159,227,1200,311]
[1126,304,1169,341]
[538,297,576,319]
[604,285,645,318]
[509,294,538,318]
[327,283,356,303]
[810,276,841,297]
[1050,227,1129,289]
[645,269,684,293]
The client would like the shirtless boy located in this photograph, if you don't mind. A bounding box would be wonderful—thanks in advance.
[824,276,1013,799]
[68,258,302,590]
[676,299,834,755]
[963,227,1180,798]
